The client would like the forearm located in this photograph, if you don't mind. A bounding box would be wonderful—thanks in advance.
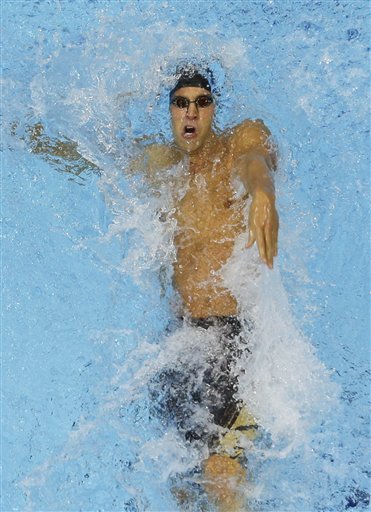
[25,123,99,175]
[238,154,275,198]
[242,154,279,268]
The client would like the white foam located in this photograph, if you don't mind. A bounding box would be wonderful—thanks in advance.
[222,233,338,446]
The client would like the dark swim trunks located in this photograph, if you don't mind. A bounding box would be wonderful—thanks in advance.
[150,316,254,454]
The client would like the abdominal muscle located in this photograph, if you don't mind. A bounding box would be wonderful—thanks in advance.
[173,240,241,318]
[173,166,246,318]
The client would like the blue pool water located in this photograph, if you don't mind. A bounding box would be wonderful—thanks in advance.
[2,1,370,511]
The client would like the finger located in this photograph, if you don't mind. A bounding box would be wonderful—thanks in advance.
[269,218,278,259]
[274,218,279,256]
[256,226,267,265]
[246,229,255,248]
[273,227,278,257]
[265,223,274,268]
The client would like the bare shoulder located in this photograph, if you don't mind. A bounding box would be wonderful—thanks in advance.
[227,118,277,169]
[145,143,181,172]
[130,144,180,175]
[230,119,272,152]
[129,142,181,177]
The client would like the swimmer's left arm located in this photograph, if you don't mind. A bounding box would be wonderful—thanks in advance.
[232,119,279,269]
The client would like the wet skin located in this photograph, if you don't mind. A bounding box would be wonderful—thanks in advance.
[148,86,278,318]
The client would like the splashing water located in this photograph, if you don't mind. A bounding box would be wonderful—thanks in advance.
[3,1,369,511]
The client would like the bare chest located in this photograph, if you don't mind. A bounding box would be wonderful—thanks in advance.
[174,154,245,240]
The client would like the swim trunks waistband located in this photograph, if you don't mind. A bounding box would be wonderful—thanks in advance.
[186,316,243,340]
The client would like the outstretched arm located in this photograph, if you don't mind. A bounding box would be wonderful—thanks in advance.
[24,123,99,176]
[24,123,179,181]
[233,119,279,268]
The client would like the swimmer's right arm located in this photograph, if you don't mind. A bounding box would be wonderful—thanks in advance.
[20,122,99,175]
[128,142,180,177]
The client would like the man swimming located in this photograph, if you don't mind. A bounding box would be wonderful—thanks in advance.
[25,65,278,511]
[141,66,278,511]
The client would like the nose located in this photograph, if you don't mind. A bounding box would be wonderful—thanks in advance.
[186,101,198,119]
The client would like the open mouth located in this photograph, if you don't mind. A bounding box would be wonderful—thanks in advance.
[183,125,197,138]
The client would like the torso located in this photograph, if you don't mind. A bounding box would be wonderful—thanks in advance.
[171,134,247,318]
[142,119,273,318]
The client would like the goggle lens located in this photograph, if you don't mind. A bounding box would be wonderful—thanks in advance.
[196,96,213,108]
[173,97,189,109]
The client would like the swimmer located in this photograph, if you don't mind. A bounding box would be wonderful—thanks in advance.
[24,65,278,511]
[143,66,278,511]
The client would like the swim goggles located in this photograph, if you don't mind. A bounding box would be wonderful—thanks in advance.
[170,95,214,110]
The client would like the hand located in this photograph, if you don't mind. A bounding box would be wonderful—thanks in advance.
[246,189,279,268]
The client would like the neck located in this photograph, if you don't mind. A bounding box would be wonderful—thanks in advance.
[188,131,219,163]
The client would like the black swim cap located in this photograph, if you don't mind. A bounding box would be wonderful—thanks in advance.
[169,66,213,101]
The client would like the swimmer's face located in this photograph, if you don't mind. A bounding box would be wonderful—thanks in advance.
[170,87,215,154]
